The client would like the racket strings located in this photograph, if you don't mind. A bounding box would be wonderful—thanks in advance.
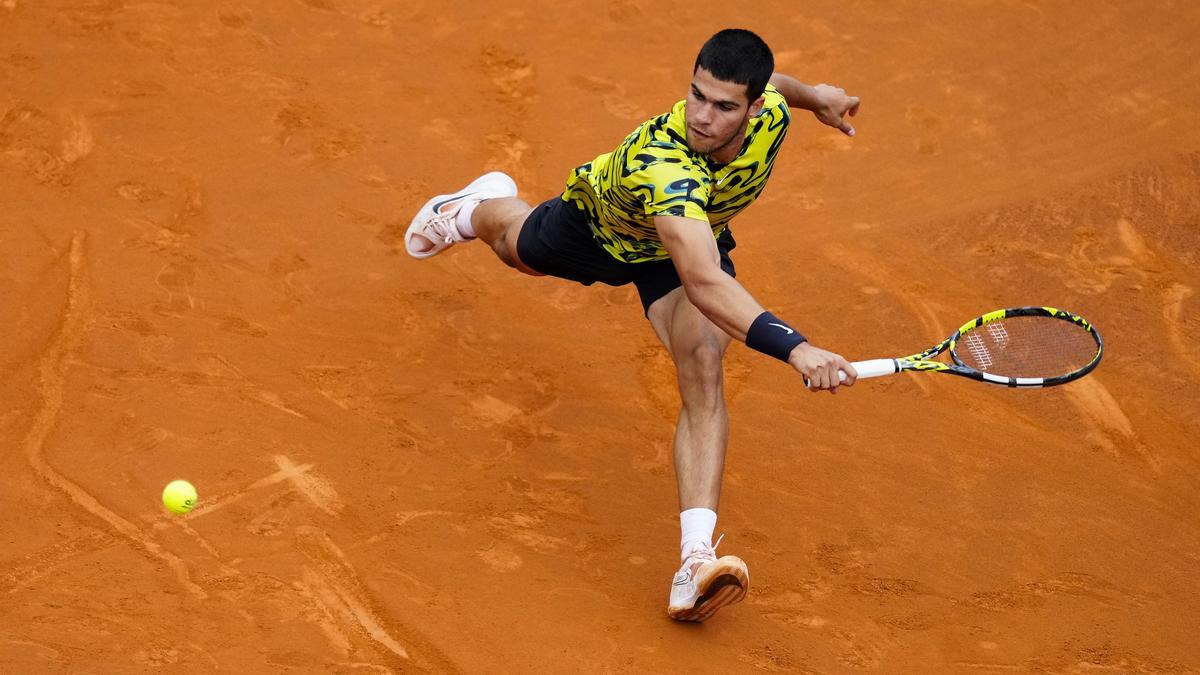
[952,316,1098,378]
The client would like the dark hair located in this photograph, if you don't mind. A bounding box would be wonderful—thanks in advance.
[693,29,775,102]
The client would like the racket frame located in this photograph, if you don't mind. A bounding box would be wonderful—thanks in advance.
[856,306,1103,388]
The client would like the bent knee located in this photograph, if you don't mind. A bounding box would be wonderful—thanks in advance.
[503,213,544,276]
[673,339,727,386]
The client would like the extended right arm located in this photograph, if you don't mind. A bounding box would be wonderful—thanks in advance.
[655,214,857,391]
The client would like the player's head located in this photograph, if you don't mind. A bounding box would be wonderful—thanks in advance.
[686,29,774,158]
[693,29,775,102]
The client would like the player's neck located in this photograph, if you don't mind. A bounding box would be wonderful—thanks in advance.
[705,120,749,165]
[706,138,741,165]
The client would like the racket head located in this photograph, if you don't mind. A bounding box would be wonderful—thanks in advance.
[947,306,1103,387]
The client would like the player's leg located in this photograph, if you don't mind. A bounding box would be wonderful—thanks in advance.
[647,285,750,622]
[471,197,543,276]
[647,286,732,513]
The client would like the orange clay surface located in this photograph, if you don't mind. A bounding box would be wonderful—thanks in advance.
[3,1,1200,672]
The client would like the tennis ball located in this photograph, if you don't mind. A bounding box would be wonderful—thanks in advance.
[162,479,198,514]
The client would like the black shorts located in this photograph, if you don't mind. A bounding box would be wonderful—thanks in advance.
[515,196,736,316]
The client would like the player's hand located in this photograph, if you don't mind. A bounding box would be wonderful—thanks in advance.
[812,83,860,137]
[789,342,858,393]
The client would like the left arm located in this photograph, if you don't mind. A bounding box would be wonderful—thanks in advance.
[768,72,861,136]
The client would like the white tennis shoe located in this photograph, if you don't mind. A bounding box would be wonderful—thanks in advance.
[405,171,517,259]
[667,538,749,622]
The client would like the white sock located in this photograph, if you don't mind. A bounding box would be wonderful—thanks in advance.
[455,199,480,239]
[679,507,717,557]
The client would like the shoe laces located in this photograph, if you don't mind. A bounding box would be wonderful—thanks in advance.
[683,534,724,564]
[424,210,461,245]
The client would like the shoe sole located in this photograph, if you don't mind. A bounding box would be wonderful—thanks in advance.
[668,557,749,622]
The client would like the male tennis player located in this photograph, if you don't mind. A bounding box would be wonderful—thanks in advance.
[406,29,859,622]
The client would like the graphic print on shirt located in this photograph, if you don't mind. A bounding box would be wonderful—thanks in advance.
[563,84,791,263]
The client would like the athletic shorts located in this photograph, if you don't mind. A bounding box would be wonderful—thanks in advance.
[515,195,737,316]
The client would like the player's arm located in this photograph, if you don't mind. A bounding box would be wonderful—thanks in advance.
[655,214,857,391]
[768,72,860,136]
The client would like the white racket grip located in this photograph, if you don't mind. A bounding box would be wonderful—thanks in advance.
[839,358,900,382]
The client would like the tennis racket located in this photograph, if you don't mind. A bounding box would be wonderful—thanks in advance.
[838,306,1103,388]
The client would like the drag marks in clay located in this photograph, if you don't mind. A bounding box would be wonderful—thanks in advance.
[293,526,459,671]
[21,232,206,599]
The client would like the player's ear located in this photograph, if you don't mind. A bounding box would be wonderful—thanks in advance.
[749,96,765,117]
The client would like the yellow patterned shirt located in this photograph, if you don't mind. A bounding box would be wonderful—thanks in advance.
[562,84,791,263]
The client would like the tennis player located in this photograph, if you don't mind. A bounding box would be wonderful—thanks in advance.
[406,28,859,621]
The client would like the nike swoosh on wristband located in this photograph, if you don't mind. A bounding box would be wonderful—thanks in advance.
[767,323,794,334]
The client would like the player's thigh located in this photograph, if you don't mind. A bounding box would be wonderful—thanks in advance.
[488,199,541,276]
[512,197,622,280]
[506,226,543,276]
[643,231,737,356]
[647,287,732,364]
[646,286,684,352]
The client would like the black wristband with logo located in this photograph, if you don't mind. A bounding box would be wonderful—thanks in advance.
[745,311,808,362]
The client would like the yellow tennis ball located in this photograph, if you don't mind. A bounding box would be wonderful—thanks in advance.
[162,479,198,514]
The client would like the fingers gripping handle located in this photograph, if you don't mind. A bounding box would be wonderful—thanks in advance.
[805,358,899,387]
[839,358,900,382]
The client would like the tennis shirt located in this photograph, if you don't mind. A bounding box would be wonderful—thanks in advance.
[561,83,791,263]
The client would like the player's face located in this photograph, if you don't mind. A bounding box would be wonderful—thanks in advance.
[685,67,765,162]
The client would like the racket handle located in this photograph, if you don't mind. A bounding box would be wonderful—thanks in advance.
[805,358,899,387]
[838,358,900,383]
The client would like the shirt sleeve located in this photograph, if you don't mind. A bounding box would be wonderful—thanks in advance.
[621,142,711,223]
[759,84,791,131]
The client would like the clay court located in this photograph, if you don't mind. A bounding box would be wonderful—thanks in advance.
[3,1,1200,672]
